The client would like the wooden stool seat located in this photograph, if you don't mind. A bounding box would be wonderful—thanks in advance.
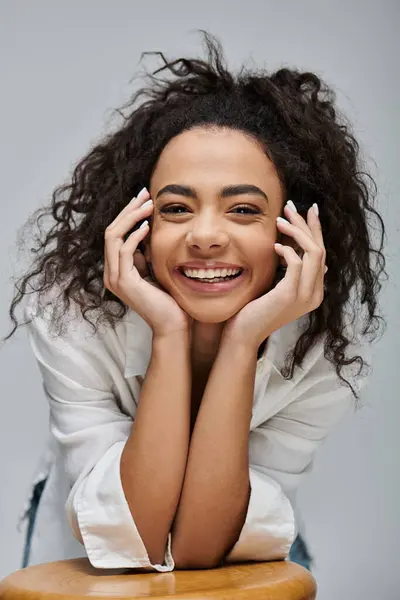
[0,558,316,599]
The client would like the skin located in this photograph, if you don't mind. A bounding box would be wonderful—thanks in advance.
[144,126,288,368]
[104,125,326,567]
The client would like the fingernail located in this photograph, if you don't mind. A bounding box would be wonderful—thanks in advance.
[277,216,291,225]
[286,200,297,213]
[142,199,153,208]
[139,220,149,229]
[137,187,149,202]
[312,203,319,217]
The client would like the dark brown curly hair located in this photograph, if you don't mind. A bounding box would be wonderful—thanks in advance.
[4,31,387,400]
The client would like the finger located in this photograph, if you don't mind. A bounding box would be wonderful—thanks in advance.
[274,244,303,294]
[103,241,110,286]
[119,221,149,275]
[277,217,325,299]
[281,205,327,297]
[107,198,153,239]
[277,217,325,259]
[298,248,325,303]
[104,199,153,290]
[306,206,327,294]
[104,234,124,289]
[283,202,315,240]
[108,187,150,229]
[306,204,325,250]
[284,202,326,261]
[104,201,154,287]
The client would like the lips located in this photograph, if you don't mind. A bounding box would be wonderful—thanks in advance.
[173,266,247,294]
[177,261,243,270]
[177,266,244,277]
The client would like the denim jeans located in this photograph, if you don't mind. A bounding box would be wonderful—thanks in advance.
[22,477,312,571]
[21,478,47,569]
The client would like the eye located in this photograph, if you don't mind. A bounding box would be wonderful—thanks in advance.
[230,205,261,215]
[159,204,189,214]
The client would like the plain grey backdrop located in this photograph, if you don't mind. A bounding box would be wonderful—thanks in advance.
[0,1,398,598]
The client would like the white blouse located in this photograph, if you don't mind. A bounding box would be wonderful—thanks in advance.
[17,288,370,572]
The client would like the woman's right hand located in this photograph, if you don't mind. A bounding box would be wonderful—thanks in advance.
[104,187,191,338]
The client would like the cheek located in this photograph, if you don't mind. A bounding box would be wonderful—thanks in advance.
[250,229,277,265]
[250,235,279,288]
[148,230,175,278]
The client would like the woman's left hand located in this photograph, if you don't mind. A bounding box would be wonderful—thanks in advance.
[223,203,327,350]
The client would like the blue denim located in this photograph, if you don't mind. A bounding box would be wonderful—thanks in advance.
[288,531,313,571]
[21,478,47,568]
[21,477,312,571]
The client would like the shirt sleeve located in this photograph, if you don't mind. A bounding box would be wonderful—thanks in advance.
[224,335,370,564]
[24,299,174,572]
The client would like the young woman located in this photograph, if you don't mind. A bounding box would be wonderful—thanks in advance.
[6,32,386,573]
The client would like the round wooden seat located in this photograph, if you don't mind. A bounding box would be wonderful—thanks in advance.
[0,558,316,599]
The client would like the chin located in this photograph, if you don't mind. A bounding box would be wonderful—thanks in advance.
[187,312,229,324]
[177,302,244,324]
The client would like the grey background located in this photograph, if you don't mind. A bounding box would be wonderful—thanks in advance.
[0,1,398,598]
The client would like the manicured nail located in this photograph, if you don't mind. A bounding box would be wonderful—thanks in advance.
[142,199,153,208]
[277,216,291,225]
[139,220,149,229]
[286,200,297,213]
[137,187,149,202]
[312,203,319,217]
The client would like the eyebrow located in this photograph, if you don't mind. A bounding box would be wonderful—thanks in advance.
[155,183,269,203]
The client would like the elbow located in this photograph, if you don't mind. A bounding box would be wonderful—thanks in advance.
[171,525,242,570]
[174,553,221,570]
[172,541,222,570]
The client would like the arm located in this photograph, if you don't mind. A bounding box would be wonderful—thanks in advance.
[170,204,368,567]
[121,331,191,565]
[223,331,370,564]
[171,326,369,569]
[24,296,190,571]
[171,339,257,568]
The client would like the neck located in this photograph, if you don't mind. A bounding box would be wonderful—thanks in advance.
[190,321,225,374]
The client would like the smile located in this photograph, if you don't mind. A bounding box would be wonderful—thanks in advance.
[174,267,246,293]
[181,267,243,281]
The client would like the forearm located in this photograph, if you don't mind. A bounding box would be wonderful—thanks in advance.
[171,338,258,568]
[121,331,191,565]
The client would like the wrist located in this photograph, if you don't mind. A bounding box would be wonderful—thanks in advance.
[152,318,192,343]
[219,331,259,363]
[220,327,260,356]
[152,329,191,350]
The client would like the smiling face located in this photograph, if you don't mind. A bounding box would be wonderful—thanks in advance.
[145,126,285,323]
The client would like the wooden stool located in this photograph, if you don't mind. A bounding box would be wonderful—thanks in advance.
[0,558,316,599]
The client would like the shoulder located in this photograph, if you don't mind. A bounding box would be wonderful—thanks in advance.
[23,284,152,383]
[276,311,371,407]
[262,312,371,409]
[24,283,111,343]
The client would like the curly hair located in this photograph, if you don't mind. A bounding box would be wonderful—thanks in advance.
[4,31,387,400]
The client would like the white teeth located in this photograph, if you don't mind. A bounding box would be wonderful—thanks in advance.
[182,267,242,279]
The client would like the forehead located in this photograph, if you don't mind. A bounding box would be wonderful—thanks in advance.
[151,127,282,192]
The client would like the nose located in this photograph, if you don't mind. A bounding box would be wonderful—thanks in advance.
[186,212,229,251]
